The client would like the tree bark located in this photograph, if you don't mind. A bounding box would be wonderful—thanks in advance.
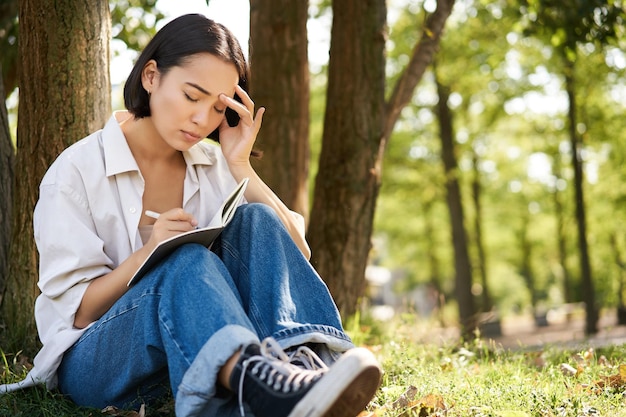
[565,61,597,335]
[609,233,626,308]
[0,66,14,303]
[0,0,18,301]
[552,153,573,304]
[424,200,442,294]
[249,0,310,218]
[308,0,387,316]
[471,151,491,312]
[435,79,476,336]
[2,0,111,352]
[519,213,537,315]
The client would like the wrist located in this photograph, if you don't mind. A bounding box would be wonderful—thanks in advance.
[228,161,254,178]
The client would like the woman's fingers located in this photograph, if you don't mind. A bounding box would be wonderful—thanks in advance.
[220,85,259,126]
[252,106,265,133]
[157,208,198,231]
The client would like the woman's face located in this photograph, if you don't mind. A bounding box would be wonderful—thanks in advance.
[144,53,239,150]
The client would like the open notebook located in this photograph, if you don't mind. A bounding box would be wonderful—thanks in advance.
[127,178,249,286]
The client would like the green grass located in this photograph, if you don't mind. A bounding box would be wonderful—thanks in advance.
[3,314,626,417]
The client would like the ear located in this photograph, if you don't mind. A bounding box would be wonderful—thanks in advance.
[141,59,159,94]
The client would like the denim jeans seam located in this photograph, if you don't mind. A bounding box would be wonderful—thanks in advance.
[219,240,271,337]
[158,314,194,369]
[248,299,271,338]
[219,240,250,278]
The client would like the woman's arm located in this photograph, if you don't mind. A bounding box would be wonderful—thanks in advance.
[74,209,198,328]
[230,165,311,259]
[73,245,152,329]
[217,86,311,259]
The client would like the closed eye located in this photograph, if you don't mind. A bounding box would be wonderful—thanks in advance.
[184,92,199,103]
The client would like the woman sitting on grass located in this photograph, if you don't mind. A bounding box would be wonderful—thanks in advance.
[1,13,381,417]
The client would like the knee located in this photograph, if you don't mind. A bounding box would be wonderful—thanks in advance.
[236,203,279,225]
[170,243,211,260]
[168,243,221,273]
[159,243,231,287]
[145,243,222,283]
[135,244,231,300]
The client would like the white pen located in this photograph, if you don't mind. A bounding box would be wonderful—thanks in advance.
[145,210,200,229]
[145,210,160,219]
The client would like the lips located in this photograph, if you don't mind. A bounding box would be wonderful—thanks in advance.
[181,130,202,142]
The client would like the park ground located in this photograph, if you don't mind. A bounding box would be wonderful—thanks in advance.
[491,310,626,350]
[355,307,626,417]
[384,306,626,351]
[4,307,626,416]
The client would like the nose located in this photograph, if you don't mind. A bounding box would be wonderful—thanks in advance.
[190,105,211,127]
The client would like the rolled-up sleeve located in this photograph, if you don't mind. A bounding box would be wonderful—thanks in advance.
[34,164,113,333]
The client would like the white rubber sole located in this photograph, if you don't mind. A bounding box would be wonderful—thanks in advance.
[287,347,382,417]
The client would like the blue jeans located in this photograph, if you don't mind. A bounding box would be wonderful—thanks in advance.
[57,203,353,417]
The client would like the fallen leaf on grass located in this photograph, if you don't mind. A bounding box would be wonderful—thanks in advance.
[15,353,33,371]
[597,355,609,367]
[359,386,451,417]
[360,385,420,416]
[590,363,626,392]
[389,385,419,410]
[0,351,33,375]
[101,404,145,417]
[406,393,449,416]
[525,351,547,369]
[559,363,582,377]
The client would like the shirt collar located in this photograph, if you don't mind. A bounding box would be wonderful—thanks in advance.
[183,141,217,166]
[103,111,216,177]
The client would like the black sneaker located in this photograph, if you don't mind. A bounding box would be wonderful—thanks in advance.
[230,337,382,417]
[287,344,329,371]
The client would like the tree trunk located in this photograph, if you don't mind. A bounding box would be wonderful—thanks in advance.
[435,79,476,336]
[471,151,491,312]
[565,61,597,335]
[519,213,537,315]
[423,200,442,294]
[0,66,14,303]
[308,0,387,316]
[2,0,110,352]
[552,153,573,304]
[609,233,626,308]
[249,0,310,218]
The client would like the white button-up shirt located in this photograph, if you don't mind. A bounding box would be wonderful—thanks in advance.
[1,111,245,391]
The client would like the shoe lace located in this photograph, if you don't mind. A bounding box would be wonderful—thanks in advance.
[237,338,326,417]
[287,345,329,371]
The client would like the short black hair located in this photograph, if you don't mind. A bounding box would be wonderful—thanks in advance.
[123,14,249,141]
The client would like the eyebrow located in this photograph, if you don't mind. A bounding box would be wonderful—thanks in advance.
[185,82,211,96]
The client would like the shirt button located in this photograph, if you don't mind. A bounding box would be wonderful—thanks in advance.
[129,207,137,214]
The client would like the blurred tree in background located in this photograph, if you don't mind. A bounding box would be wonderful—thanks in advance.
[375,0,625,333]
